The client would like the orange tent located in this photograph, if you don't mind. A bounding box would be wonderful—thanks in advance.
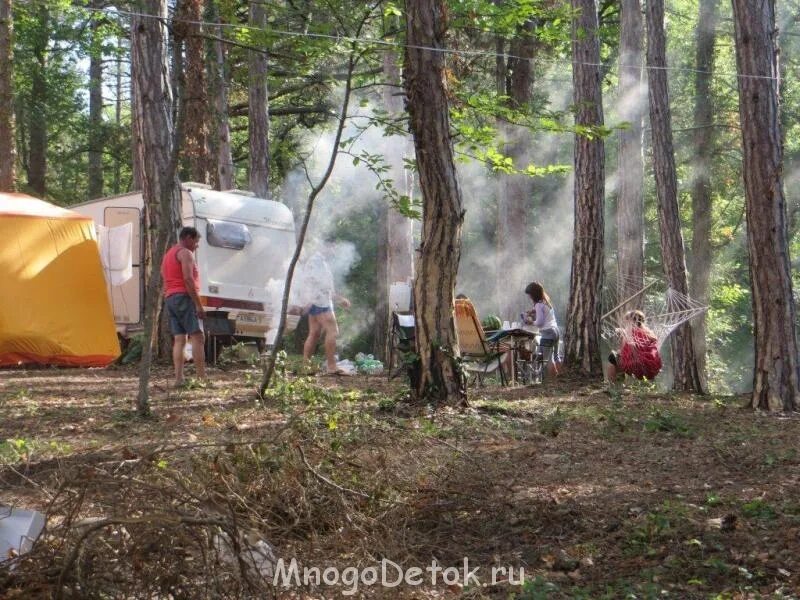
[0,193,120,367]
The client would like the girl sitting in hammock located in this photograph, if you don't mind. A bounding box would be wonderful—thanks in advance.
[607,310,662,381]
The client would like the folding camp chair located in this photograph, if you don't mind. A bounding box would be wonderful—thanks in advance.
[454,299,508,386]
[515,336,557,385]
[388,311,416,380]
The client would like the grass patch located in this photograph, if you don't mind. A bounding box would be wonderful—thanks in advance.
[642,407,694,437]
[538,407,567,437]
[741,498,777,521]
[0,437,72,464]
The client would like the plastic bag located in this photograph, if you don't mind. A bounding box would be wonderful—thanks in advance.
[354,353,384,375]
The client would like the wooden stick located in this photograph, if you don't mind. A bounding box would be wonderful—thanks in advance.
[601,280,659,321]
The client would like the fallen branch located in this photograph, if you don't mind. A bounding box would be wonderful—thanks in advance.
[296,444,371,499]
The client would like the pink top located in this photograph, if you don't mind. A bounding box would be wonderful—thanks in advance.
[161,244,199,298]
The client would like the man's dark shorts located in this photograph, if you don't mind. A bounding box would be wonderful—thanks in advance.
[166,293,202,335]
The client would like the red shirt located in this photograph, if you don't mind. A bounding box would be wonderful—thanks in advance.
[161,243,200,298]
[620,327,662,380]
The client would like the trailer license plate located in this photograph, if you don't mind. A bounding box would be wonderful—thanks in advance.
[235,312,265,325]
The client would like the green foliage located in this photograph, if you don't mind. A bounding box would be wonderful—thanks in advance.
[119,335,144,365]
[0,437,71,464]
[344,145,422,218]
[643,408,693,437]
[596,396,629,437]
[216,342,262,370]
[741,498,776,521]
[261,375,389,450]
[706,277,753,393]
[623,501,689,559]
[0,388,30,410]
[538,406,566,437]
[448,0,575,41]
[12,0,132,203]
[518,576,560,599]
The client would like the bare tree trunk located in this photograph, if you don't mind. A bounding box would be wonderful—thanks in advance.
[206,0,233,190]
[689,0,718,394]
[565,0,605,375]
[177,0,210,184]
[0,0,15,191]
[132,0,181,416]
[646,0,702,392]
[404,0,466,406]
[616,0,644,301]
[386,164,414,288]
[88,5,104,199]
[731,0,800,411]
[376,49,414,361]
[375,203,389,359]
[248,0,269,198]
[131,73,143,191]
[494,36,505,313]
[497,22,534,319]
[114,33,123,193]
[27,2,47,197]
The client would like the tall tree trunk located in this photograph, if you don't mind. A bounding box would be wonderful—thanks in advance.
[248,0,269,198]
[132,0,180,415]
[497,22,535,320]
[689,0,718,394]
[616,0,645,302]
[178,0,210,184]
[493,35,505,313]
[731,0,800,411]
[131,72,143,190]
[206,0,233,190]
[565,0,605,375]
[114,33,123,193]
[375,203,389,359]
[376,48,414,361]
[88,5,104,199]
[404,0,466,406]
[646,0,702,392]
[27,2,48,197]
[0,0,15,191]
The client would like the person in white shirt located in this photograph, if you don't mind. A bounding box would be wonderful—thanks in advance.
[301,246,350,374]
[523,281,561,377]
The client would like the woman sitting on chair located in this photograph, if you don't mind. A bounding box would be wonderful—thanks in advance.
[607,310,662,381]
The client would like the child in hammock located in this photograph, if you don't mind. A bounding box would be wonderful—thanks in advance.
[607,310,662,381]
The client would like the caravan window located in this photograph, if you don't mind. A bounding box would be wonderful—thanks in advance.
[206,219,252,250]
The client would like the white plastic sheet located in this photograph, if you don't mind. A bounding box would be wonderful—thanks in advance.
[96,222,133,286]
[389,281,412,311]
[0,505,44,562]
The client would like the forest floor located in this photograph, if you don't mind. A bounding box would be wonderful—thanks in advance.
[1,360,799,599]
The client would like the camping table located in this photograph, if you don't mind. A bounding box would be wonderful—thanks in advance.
[488,327,538,386]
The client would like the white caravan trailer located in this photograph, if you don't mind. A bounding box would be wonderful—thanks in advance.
[72,183,298,354]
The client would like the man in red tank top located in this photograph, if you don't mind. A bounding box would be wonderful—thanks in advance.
[161,226,206,387]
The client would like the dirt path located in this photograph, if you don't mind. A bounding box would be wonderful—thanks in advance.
[1,365,799,598]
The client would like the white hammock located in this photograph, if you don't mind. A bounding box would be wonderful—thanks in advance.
[601,273,708,352]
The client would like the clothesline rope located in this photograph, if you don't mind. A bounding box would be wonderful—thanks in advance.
[67,4,782,83]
